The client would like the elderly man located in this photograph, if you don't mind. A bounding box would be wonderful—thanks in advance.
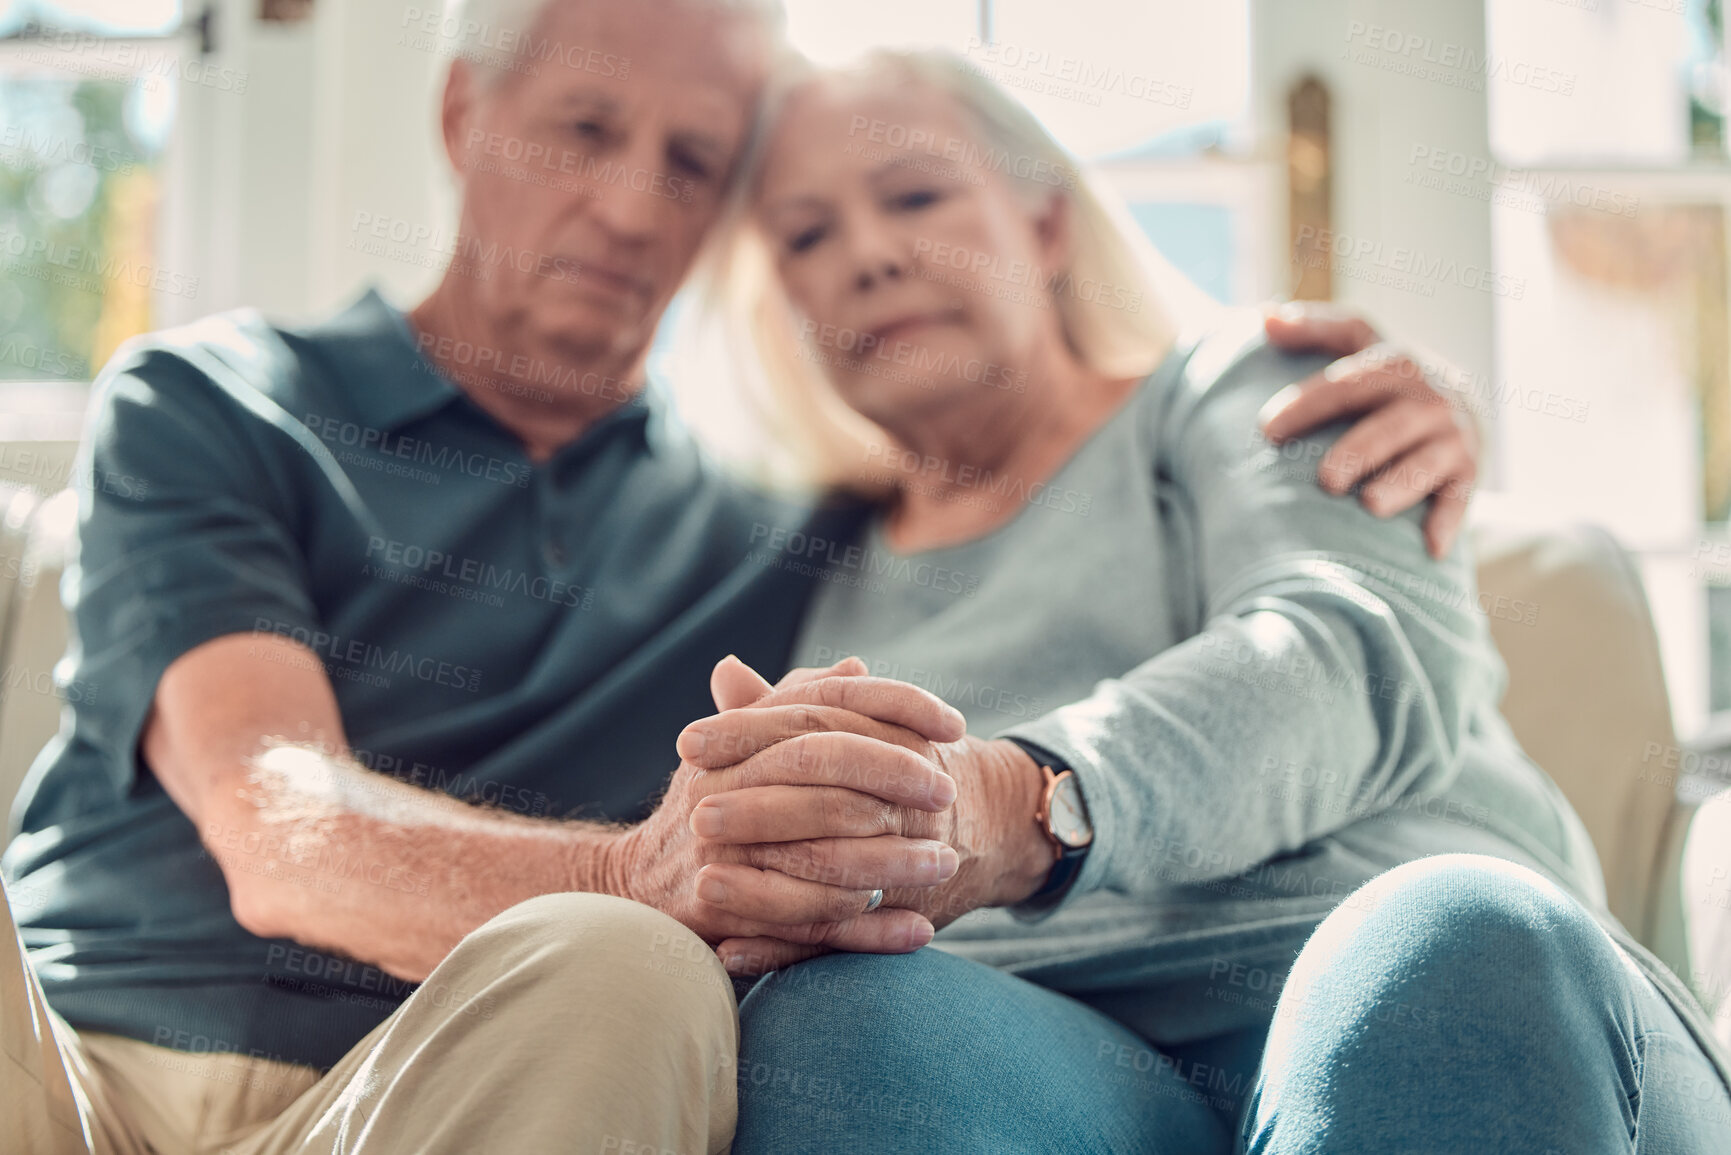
[1,0,1479,1152]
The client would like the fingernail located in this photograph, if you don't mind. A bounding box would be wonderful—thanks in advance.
[1257,383,1301,427]
[930,773,958,808]
[1274,301,1304,322]
[935,846,959,882]
[691,804,725,839]
[904,920,934,951]
[722,952,750,975]
[697,876,728,904]
[676,726,708,761]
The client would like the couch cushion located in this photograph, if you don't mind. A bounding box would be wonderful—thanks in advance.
[1474,523,1679,943]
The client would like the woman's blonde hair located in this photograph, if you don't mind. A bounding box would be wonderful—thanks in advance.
[668,47,1219,491]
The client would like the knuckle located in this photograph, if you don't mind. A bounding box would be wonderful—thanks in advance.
[831,789,891,835]
[820,788,851,835]
[862,795,900,835]
[742,842,783,873]
[780,841,830,883]
[789,703,822,736]
[717,722,755,763]
[905,809,940,840]
[790,733,821,777]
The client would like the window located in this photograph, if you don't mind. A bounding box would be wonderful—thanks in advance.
[1485,0,1729,732]
[777,0,1255,303]
[0,0,183,384]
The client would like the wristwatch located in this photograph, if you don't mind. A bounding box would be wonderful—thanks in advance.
[1008,738,1093,918]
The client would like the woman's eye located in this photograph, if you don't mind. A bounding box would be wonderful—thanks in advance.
[570,120,610,144]
[786,225,826,254]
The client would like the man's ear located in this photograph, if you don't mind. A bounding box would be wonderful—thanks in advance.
[439,59,480,180]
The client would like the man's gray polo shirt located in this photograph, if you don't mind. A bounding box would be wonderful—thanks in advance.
[1,288,861,1069]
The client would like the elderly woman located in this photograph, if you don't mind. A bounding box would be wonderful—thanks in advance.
[670,50,1731,1153]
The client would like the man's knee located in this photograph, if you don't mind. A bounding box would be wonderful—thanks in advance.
[483,892,704,955]
[453,893,735,1021]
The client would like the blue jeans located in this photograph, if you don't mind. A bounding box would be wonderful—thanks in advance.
[733,855,1731,1153]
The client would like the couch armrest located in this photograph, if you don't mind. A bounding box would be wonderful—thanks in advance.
[0,486,75,837]
[1681,785,1731,1048]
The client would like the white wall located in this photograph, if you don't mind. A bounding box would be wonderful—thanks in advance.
[1248,0,1710,735]
[1249,0,1496,395]
[158,0,449,328]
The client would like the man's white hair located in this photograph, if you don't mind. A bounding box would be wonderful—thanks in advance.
[440,0,786,87]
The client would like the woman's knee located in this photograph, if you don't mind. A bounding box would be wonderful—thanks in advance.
[740,947,967,1056]
[1283,853,1629,1035]
[739,946,1086,1101]
[1328,855,1604,964]
[737,948,1232,1154]
[1248,856,1658,1153]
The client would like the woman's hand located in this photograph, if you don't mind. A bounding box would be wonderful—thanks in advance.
[1260,302,1482,560]
[685,658,1050,974]
[611,658,967,960]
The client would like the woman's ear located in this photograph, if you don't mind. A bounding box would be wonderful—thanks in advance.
[1032,190,1075,276]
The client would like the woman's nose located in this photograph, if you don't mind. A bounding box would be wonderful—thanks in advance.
[854,257,905,292]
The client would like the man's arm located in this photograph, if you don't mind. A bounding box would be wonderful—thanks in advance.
[145,632,624,983]
[74,335,972,982]
[147,634,969,982]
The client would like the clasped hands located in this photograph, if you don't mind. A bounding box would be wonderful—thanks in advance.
[612,655,1053,976]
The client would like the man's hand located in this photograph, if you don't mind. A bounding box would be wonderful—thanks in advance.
[676,658,1056,974]
[1260,302,1482,560]
[610,660,970,960]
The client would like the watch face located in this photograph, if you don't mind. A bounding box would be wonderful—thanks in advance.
[1048,774,1093,848]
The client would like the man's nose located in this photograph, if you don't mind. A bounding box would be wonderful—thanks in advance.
[585,138,666,242]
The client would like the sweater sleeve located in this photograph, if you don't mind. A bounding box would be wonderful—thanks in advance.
[999,320,1508,907]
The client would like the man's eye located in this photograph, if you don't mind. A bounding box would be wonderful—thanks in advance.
[669,147,714,181]
[786,225,826,254]
[570,120,610,143]
[891,189,941,211]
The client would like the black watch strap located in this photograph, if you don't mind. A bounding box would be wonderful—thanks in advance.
[1007,738,1089,918]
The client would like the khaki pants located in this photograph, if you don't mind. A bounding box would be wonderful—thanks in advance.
[3,877,739,1154]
